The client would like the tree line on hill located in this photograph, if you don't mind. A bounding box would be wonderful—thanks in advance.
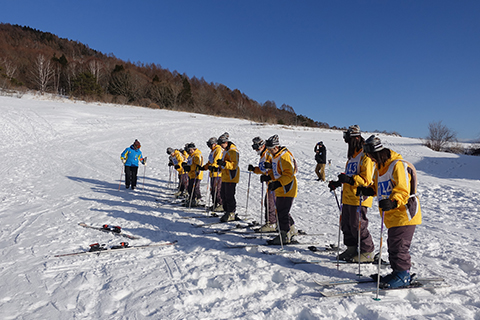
[0,23,337,129]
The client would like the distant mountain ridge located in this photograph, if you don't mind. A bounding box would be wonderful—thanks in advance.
[0,23,339,129]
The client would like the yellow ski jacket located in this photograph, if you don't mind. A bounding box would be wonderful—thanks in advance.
[342,150,374,207]
[372,150,422,228]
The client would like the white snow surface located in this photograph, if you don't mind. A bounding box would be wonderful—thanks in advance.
[1,94,480,320]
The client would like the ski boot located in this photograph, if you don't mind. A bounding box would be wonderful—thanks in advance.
[380,270,411,289]
[351,252,375,263]
[338,246,357,261]
[220,212,237,222]
[267,230,290,245]
[255,223,277,233]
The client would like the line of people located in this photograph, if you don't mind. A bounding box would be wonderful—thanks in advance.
[121,125,422,289]
[166,133,299,245]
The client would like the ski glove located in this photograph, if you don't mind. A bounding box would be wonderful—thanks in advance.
[141,157,147,165]
[328,180,342,191]
[264,162,273,169]
[338,173,354,185]
[248,164,255,172]
[268,181,282,191]
[379,199,397,211]
[183,165,191,172]
[260,174,272,183]
[168,162,174,167]
[216,159,226,167]
[356,187,375,197]
[174,164,180,169]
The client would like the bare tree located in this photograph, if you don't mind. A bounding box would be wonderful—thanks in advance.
[87,58,104,84]
[424,120,457,151]
[0,57,17,89]
[31,54,54,94]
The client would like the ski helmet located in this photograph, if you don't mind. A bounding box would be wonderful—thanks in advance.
[265,134,280,148]
[363,135,384,153]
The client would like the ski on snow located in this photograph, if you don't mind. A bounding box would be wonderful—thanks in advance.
[54,240,178,257]
[201,222,260,234]
[289,256,389,266]
[225,241,321,249]
[315,275,447,297]
[241,231,327,239]
[313,275,444,287]
[78,223,140,239]
[192,218,255,228]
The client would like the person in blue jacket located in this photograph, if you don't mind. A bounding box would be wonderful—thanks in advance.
[121,139,146,190]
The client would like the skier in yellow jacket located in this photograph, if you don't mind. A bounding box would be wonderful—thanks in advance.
[328,125,375,263]
[182,142,204,207]
[167,147,188,198]
[260,135,298,245]
[248,137,277,232]
[216,132,240,222]
[357,135,422,289]
[202,137,224,213]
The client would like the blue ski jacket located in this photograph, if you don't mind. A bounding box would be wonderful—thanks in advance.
[121,145,143,167]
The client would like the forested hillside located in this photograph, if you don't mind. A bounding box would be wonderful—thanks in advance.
[0,23,334,128]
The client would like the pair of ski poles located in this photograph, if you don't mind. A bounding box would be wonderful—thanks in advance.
[333,189,386,300]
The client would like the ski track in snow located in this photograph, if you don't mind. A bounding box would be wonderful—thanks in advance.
[0,94,480,319]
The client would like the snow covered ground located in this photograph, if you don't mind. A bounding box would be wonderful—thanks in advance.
[1,94,479,319]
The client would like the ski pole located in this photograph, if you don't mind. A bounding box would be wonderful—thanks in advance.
[143,164,146,191]
[205,173,211,213]
[356,196,362,277]
[118,166,123,191]
[212,177,219,214]
[374,207,386,301]
[169,165,173,190]
[245,171,252,218]
[333,189,342,270]
[188,169,200,209]
[260,182,264,239]
[271,189,284,250]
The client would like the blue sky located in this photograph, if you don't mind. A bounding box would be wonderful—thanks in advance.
[2,1,479,140]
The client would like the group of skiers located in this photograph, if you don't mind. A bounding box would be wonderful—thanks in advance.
[120,125,422,289]
[163,133,299,245]
[328,125,422,289]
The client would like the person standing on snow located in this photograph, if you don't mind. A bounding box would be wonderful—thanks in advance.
[328,125,375,262]
[201,137,224,213]
[182,142,204,207]
[314,141,327,181]
[247,137,277,232]
[167,147,188,198]
[120,139,146,190]
[216,132,240,222]
[261,134,298,245]
[357,135,422,289]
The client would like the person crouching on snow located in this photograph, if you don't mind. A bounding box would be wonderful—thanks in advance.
[357,135,422,289]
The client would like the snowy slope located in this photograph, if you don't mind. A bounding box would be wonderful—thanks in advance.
[0,94,479,320]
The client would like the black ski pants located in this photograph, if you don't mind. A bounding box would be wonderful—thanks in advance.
[125,166,138,188]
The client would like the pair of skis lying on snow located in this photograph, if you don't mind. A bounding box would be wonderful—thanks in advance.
[54,223,177,257]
